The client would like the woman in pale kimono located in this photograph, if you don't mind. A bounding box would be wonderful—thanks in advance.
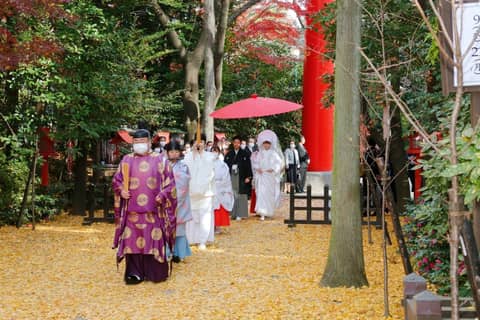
[251,130,284,220]
[165,141,193,262]
[212,145,234,233]
[184,140,216,250]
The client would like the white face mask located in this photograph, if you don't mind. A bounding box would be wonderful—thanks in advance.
[133,143,149,155]
[240,144,246,149]
[185,147,191,153]
[160,141,166,147]
[290,144,295,149]
[248,142,254,148]
[154,147,161,153]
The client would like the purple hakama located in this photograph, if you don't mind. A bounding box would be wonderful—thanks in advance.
[112,152,177,282]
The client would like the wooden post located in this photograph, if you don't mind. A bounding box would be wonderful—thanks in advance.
[87,183,95,220]
[323,185,329,222]
[288,184,295,227]
[103,182,110,219]
[306,184,312,222]
[460,218,480,317]
[366,177,373,244]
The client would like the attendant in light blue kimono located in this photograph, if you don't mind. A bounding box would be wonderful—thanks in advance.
[165,141,193,262]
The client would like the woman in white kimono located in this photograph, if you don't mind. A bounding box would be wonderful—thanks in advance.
[251,130,284,220]
[184,141,216,250]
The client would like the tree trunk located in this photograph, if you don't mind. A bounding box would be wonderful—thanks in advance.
[16,151,37,228]
[389,112,410,214]
[184,30,208,141]
[214,0,231,107]
[320,0,368,287]
[389,102,413,274]
[203,0,217,142]
[152,0,255,141]
[71,142,88,215]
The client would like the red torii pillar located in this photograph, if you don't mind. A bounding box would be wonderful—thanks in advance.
[302,0,334,189]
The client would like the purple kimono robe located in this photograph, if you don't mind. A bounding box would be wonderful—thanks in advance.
[112,152,177,264]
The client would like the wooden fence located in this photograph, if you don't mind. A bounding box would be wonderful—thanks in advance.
[284,184,382,228]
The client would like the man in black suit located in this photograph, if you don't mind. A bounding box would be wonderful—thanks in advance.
[224,135,253,220]
[296,135,310,193]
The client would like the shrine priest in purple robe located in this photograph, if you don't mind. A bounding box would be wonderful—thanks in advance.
[112,129,177,285]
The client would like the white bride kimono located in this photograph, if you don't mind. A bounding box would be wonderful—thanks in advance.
[251,148,283,217]
[184,150,216,245]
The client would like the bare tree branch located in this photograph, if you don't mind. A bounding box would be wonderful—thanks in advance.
[228,0,263,26]
[359,48,443,155]
[149,0,187,61]
[0,111,16,137]
[413,0,456,68]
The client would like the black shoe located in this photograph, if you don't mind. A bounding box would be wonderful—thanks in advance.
[172,255,181,263]
[125,274,143,285]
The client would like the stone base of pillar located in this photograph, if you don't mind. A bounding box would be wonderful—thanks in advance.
[305,171,332,194]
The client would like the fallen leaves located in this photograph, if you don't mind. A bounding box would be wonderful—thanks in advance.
[0,198,405,319]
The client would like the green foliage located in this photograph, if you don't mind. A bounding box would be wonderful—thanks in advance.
[0,154,29,225]
[439,126,480,205]
[0,152,67,226]
[403,125,480,296]
[0,1,180,224]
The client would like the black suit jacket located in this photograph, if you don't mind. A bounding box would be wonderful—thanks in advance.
[297,144,310,168]
[224,148,253,195]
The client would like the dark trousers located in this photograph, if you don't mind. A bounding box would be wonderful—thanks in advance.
[296,165,307,192]
[231,193,249,218]
[287,164,297,184]
[125,254,169,283]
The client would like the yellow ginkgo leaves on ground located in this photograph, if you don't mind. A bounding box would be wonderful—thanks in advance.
[0,198,405,320]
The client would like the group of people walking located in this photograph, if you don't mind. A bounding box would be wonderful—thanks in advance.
[111,128,299,285]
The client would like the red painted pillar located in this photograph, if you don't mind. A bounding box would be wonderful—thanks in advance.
[38,127,54,186]
[302,0,334,172]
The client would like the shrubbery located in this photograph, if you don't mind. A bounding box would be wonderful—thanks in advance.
[403,127,480,296]
[0,154,65,226]
[0,153,29,225]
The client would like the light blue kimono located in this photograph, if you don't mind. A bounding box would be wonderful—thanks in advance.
[172,160,193,259]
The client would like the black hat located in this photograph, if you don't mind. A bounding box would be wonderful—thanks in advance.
[132,129,150,139]
[165,141,183,152]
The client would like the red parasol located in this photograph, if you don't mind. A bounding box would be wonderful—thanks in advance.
[209,94,303,119]
[109,129,133,144]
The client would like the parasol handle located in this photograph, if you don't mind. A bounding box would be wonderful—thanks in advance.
[196,119,201,145]
[121,163,129,191]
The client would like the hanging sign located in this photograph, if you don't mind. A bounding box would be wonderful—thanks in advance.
[453,3,480,87]
[439,0,480,93]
